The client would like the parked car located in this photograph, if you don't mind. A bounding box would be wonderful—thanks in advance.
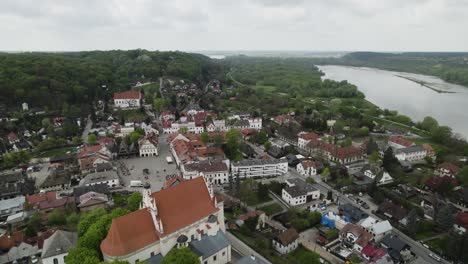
[429,253,441,262]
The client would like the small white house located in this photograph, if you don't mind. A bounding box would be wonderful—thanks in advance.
[138,134,159,157]
[282,178,320,206]
[296,160,318,176]
[41,230,77,264]
[22,102,29,111]
[273,228,299,255]
[81,170,120,188]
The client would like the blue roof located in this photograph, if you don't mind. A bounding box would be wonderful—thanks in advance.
[189,231,230,259]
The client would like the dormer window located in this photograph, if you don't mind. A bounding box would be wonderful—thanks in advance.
[177,234,188,248]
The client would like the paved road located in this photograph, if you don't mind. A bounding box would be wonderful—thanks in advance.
[81,117,93,143]
[226,232,272,264]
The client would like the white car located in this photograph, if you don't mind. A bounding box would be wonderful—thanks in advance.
[429,253,441,262]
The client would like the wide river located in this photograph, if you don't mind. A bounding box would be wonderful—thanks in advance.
[318,65,468,138]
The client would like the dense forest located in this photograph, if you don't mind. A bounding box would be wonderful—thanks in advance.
[317,52,468,87]
[0,50,223,112]
[225,56,364,99]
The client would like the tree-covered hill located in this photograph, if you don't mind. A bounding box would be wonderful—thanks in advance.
[0,50,223,111]
[225,56,364,99]
[318,52,468,87]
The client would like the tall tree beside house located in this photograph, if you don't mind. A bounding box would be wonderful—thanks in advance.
[435,204,456,230]
[420,116,439,132]
[65,247,101,264]
[369,151,381,165]
[127,192,143,211]
[405,209,419,237]
[366,137,379,155]
[383,147,399,172]
[87,134,97,145]
[161,247,200,264]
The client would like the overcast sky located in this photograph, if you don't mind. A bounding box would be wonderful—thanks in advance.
[1,0,467,52]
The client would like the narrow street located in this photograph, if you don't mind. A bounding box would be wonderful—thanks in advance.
[81,116,93,143]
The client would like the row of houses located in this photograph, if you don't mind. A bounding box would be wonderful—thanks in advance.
[297,132,364,164]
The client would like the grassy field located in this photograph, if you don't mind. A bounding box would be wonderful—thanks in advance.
[33,147,74,158]
[253,85,278,93]
[258,203,283,216]
[244,192,272,206]
[425,236,447,255]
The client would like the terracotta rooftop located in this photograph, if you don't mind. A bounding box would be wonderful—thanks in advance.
[300,159,318,169]
[299,132,319,141]
[113,90,141,100]
[455,212,468,229]
[100,209,159,257]
[151,177,219,235]
[389,136,414,147]
[101,177,219,257]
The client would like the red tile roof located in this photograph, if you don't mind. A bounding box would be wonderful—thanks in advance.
[455,212,468,229]
[101,209,159,257]
[101,177,219,257]
[299,132,319,141]
[76,145,104,159]
[300,160,318,169]
[389,136,414,147]
[26,192,73,210]
[422,144,435,156]
[0,231,24,251]
[113,91,141,100]
[7,132,18,141]
[437,163,460,175]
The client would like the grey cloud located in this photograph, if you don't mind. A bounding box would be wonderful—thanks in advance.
[0,0,466,51]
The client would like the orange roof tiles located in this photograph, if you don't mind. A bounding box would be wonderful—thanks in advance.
[113,90,141,100]
[101,177,219,257]
[151,177,219,235]
[101,209,159,257]
[389,136,414,147]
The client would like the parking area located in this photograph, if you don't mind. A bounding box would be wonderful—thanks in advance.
[117,134,181,192]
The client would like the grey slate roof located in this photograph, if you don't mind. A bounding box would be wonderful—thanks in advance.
[284,178,318,198]
[395,145,425,154]
[73,183,109,201]
[189,231,230,259]
[81,170,118,185]
[146,254,164,264]
[338,203,369,222]
[41,230,77,259]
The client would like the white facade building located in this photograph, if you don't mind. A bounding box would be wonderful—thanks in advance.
[81,170,120,188]
[231,159,288,178]
[281,178,320,206]
[114,91,142,109]
[296,160,318,176]
[207,120,228,132]
[41,230,77,264]
[182,161,230,185]
[139,135,159,157]
[272,228,299,255]
[395,146,427,162]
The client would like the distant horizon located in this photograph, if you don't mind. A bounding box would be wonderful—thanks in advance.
[1,49,468,54]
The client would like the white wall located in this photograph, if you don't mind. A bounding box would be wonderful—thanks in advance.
[43,253,67,264]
